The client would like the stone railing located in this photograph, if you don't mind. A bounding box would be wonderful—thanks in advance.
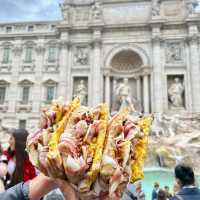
[16,101,32,112]
[0,62,12,73]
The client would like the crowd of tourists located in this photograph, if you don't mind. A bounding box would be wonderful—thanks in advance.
[0,128,200,200]
[151,183,174,200]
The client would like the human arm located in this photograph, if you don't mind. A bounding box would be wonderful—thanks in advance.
[29,174,78,200]
[0,174,56,200]
[0,174,77,200]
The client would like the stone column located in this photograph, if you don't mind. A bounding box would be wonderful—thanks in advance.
[152,26,163,113]
[105,74,110,107]
[59,38,69,101]
[188,35,200,112]
[33,39,45,113]
[143,74,149,113]
[8,41,22,113]
[92,30,102,106]
[136,76,141,104]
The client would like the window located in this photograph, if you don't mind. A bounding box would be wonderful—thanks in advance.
[0,87,6,104]
[46,86,55,102]
[6,26,12,33]
[48,46,56,62]
[28,25,34,32]
[22,86,30,104]
[19,120,26,129]
[25,47,33,63]
[2,48,10,64]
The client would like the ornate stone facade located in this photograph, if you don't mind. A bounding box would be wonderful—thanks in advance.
[0,0,200,130]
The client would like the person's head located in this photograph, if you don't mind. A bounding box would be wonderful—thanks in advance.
[80,80,85,85]
[164,186,169,192]
[154,182,159,190]
[175,164,195,187]
[135,181,142,192]
[157,189,167,200]
[173,182,181,195]
[174,77,180,83]
[8,129,29,185]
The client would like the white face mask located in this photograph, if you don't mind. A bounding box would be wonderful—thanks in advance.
[7,159,16,175]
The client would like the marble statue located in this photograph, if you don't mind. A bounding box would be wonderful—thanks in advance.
[115,78,135,112]
[152,0,161,16]
[91,1,102,20]
[74,47,89,65]
[60,2,70,23]
[168,78,184,108]
[186,0,198,15]
[151,113,165,137]
[75,80,87,105]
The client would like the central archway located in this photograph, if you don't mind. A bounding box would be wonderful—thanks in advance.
[111,50,143,72]
[104,45,151,113]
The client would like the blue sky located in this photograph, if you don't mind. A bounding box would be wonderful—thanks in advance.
[0,0,63,22]
[0,0,199,23]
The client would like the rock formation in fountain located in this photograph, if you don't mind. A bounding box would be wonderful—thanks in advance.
[147,113,200,173]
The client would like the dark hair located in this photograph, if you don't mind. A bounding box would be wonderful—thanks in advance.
[154,182,159,188]
[157,189,166,200]
[175,164,195,187]
[164,186,169,190]
[0,142,2,155]
[9,129,29,186]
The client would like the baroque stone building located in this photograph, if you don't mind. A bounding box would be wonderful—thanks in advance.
[0,0,200,129]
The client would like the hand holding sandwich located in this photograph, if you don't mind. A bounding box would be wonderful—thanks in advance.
[29,174,78,200]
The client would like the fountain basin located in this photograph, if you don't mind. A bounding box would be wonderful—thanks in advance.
[142,168,200,200]
[123,168,200,200]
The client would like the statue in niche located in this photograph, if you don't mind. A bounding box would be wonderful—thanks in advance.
[74,80,87,105]
[74,47,89,65]
[91,1,102,20]
[115,78,135,112]
[168,77,184,108]
[166,43,182,63]
[152,0,161,16]
[186,0,198,15]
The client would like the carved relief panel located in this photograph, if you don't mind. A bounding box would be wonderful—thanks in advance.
[73,46,89,66]
[73,77,88,105]
[167,75,185,110]
[75,7,89,22]
[165,42,184,64]
[163,1,183,17]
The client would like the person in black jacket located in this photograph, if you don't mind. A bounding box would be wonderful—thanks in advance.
[171,164,200,200]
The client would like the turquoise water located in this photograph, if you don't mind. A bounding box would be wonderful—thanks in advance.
[141,168,200,200]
